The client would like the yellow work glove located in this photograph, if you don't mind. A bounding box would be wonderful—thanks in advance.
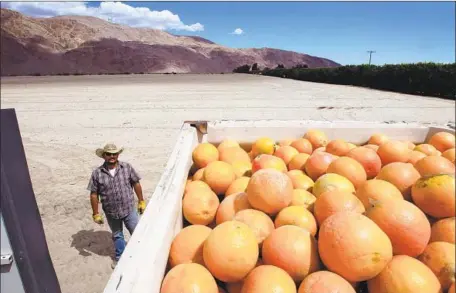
[138,200,146,215]
[92,214,104,224]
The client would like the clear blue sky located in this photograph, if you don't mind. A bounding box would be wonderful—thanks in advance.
[7,1,456,66]
[107,1,455,66]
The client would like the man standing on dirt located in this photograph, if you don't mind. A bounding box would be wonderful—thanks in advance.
[87,143,146,268]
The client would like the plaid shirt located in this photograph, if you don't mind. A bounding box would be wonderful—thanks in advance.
[87,161,141,219]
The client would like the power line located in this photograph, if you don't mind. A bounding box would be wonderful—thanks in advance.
[367,50,376,65]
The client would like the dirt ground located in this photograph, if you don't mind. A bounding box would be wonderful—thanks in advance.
[1,73,454,293]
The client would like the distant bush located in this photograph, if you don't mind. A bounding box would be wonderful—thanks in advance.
[261,63,456,99]
[233,64,251,73]
[292,64,309,69]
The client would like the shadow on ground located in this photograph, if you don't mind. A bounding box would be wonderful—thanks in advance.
[71,229,114,258]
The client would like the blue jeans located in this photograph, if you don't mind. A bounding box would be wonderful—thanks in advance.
[105,211,139,261]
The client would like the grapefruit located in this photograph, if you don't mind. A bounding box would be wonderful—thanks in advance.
[286,170,314,191]
[233,209,275,246]
[365,198,431,257]
[312,173,355,197]
[217,139,240,152]
[226,177,250,197]
[192,143,219,169]
[160,263,218,293]
[274,206,318,236]
[231,161,252,178]
[288,153,311,171]
[430,217,455,244]
[313,190,365,226]
[219,147,251,165]
[408,150,427,165]
[168,225,212,268]
[318,212,393,282]
[289,189,317,212]
[262,225,321,282]
[203,161,236,195]
[355,179,404,209]
[325,139,351,156]
[367,255,442,293]
[246,169,293,215]
[184,180,212,195]
[193,168,205,181]
[414,156,455,177]
[251,154,287,173]
[346,146,382,179]
[418,241,455,290]
[305,151,337,181]
[215,192,251,225]
[326,156,367,188]
[377,140,410,165]
[251,137,276,157]
[291,138,313,154]
[303,129,328,149]
[183,188,219,225]
[298,271,356,293]
[274,145,299,165]
[411,174,455,218]
[203,221,259,282]
[442,148,455,164]
[415,144,439,156]
[368,133,389,146]
[240,265,297,293]
[428,131,455,152]
[376,162,421,201]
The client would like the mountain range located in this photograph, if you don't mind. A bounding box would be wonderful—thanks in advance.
[1,8,341,76]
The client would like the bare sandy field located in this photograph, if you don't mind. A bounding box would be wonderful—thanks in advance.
[1,73,454,293]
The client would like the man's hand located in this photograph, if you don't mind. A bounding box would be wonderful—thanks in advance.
[93,214,104,224]
[138,200,146,214]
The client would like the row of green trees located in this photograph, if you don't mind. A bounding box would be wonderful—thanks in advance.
[233,63,307,73]
[255,63,455,99]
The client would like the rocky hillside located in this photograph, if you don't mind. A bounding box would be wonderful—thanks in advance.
[1,8,341,76]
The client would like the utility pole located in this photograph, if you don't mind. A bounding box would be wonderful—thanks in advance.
[367,50,376,65]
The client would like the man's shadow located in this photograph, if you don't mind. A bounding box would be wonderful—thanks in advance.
[71,229,114,258]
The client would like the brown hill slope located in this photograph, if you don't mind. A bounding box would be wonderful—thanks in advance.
[0,8,341,76]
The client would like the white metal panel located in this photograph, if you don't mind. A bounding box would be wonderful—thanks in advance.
[205,120,454,144]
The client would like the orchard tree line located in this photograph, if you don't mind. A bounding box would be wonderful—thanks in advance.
[232,62,455,100]
[232,63,308,74]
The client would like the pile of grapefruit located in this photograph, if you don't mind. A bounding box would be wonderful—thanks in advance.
[161,129,456,293]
